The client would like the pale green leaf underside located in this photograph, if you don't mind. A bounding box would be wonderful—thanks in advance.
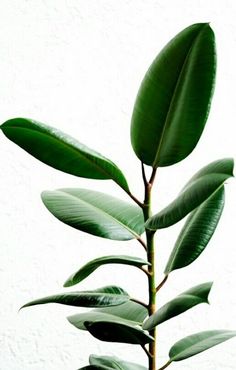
[85,320,153,345]
[131,23,216,167]
[68,300,148,331]
[165,187,225,273]
[64,255,150,287]
[169,330,236,361]
[89,355,147,370]
[142,282,212,330]
[0,118,129,191]
[21,286,129,309]
[42,188,144,241]
[145,158,233,230]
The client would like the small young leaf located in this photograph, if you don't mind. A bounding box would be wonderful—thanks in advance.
[64,255,150,287]
[21,286,129,309]
[169,330,236,362]
[42,188,144,241]
[131,23,216,167]
[85,320,153,345]
[0,118,129,191]
[142,282,212,330]
[89,355,147,370]
[145,158,233,230]
[165,187,225,274]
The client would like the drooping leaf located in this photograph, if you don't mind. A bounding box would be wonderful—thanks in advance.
[145,158,233,230]
[169,330,236,362]
[68,300,148,331]
[64,255,150,287]
[142,282,212,330]
[85,320,153,345]
[89,355,147,370]
[0,118,129,191]
[42,188,144,241]
[21,286,129,309]
[165,187,225,274]
[130,23,216,167]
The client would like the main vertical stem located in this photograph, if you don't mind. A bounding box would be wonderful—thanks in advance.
[143,174,156,370]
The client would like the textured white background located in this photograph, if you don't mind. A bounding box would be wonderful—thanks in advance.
[0,1,236,369]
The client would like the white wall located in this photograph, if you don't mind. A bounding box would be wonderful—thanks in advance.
[0,1,236,369]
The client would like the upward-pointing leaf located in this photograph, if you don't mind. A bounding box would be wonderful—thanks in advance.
[64,255,150,287]
[169,330,236,362]
[42,188,144,241]
[145,158,233,230]
[165,187,225,274]
[0,118,129,191]
[131,23,216,167]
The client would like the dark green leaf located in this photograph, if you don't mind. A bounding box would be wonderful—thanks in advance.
[169,330,236,362]
[145,158,233,230]
[0,118,129,191]
[85,320,153,345]
[165,187,225,273]
[131,23,216,167]
[68,301,148,331]
[89,355,147,370]
[42,188,144,241]
[142,282,212,330]
[64,255,150,287]
[21,286,129,309]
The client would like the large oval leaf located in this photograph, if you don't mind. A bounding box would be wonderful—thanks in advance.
[68,300,148,331]
[0,118,129,191]
[21,286,129,309]
[165,187,225,274]
[142,282,212,330]
[169,330,236,362]
[145,158,233,230]
[85,320,153,345]
[131,23,216,167]
[42,188,144,241]
[89,355,147,370]
[64,255,150,287]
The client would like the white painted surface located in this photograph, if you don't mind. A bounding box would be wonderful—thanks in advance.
[0,1,236,369]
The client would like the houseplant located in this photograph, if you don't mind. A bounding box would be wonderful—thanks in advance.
[1,22,235,370]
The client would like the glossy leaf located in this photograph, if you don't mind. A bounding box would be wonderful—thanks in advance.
[0,118,129,191]
[145,158,233,230]
[169,330,236,362]
[85,320,153,345]
[21,286,129,309]
[165,187,225,274]
[42,188,144,241]
[64,255,150,287]
[131,23,216,167]
[89,355,147,370]
[143,282,212,330]
[68,301,148,331]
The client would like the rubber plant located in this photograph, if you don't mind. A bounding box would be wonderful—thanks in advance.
[1,23,235,370]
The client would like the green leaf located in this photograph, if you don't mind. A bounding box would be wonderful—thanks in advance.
[145,158,233,230]
[89,355,147,370]
[142,282,212,330]
[42,188,144,241]
[85,320,153,345]
[64,255,150,287]
[165,187,225,274]
[68,301,148,331]
[130,23,216,167]
[21,286,129,309]
[169,330,236,362]
[0,118,129,191]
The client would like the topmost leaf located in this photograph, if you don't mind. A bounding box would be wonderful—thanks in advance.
[0,118,129,192]
[131,23,216,167]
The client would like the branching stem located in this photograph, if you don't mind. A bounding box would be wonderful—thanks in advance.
[156,275,168,293]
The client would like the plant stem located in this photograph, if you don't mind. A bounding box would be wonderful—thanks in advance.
[142,166,157,370]
[157,360,172,370]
